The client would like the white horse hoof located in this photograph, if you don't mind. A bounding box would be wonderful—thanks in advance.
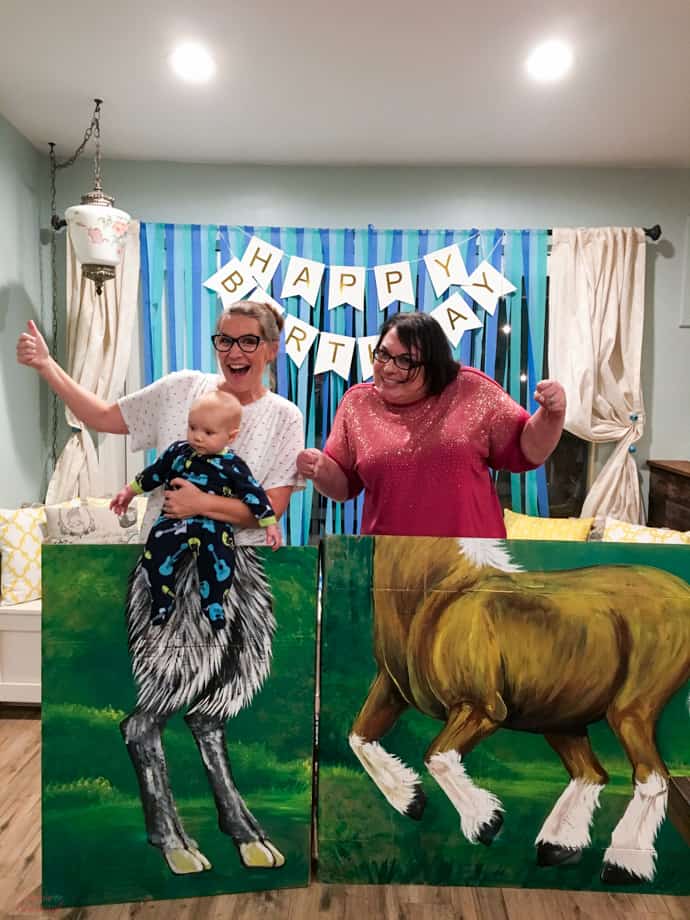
[188,846,212,870]
[239,839,285,868]
[263,839,286,867]
[163,846,211,874]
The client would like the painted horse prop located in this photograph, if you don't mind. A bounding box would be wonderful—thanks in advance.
[349,537,690,884]
[120,549,284,875]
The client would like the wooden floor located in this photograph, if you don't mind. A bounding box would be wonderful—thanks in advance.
[2,711,688,920]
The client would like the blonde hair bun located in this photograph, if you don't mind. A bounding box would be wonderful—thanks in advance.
[219,299,284,340]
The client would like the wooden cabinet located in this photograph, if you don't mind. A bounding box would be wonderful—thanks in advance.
[647,460,690,531]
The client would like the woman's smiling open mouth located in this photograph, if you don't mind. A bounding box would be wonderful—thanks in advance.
[226,362,251,376]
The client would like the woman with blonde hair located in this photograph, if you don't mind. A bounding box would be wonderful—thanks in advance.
[17,300,304,874]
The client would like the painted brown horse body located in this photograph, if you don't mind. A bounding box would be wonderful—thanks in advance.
[349,536,690,884]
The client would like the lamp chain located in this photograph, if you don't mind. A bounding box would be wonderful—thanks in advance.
[52,99,102,173]
[50,214,58,468]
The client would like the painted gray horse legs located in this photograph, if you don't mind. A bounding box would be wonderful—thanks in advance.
[120,711,192,850]
[120,709,211,875]
[121,707,285,872]
[185,711,263,842]
[185,711,285,868]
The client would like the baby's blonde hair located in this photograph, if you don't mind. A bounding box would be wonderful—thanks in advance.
[190,390,242,432]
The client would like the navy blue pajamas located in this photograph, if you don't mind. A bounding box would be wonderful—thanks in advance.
[134,441,276,630]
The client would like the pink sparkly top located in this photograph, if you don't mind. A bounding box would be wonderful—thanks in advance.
[324,368,537,538]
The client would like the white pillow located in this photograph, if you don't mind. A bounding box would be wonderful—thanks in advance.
[44,500,141,545]
[602,517,690,545]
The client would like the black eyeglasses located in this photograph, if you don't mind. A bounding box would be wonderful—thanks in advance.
[372,346,423,372]
[211,334,263,354]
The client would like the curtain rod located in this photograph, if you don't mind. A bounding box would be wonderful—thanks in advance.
[547,224,661,241]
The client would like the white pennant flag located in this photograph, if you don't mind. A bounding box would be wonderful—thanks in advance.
[284,314,319,368]
[374,261,415,310]
[328,265,366,311]
[463,260,517,316]
[423,244,469,297]
[241,236,283,288]
[357,335,380,381]
[204,257,256,301]
[281,256,326,307]
[314,332,356,380]
[430,293,483,348]
[246,286,285,315]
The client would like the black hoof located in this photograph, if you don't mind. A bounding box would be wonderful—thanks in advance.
[476,811,503,846]
[600,862,645,886]
[536,842,583,867]
[405,784,427,821]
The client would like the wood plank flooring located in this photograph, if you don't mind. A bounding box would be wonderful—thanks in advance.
[2,711,688,919]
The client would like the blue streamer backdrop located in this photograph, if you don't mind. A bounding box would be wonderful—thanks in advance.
[139,224,550,545]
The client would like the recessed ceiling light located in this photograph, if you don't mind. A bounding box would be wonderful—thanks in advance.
[170,42,216,83]
[526,40,573,82]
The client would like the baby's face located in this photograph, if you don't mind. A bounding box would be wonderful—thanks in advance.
[187,404,233,455]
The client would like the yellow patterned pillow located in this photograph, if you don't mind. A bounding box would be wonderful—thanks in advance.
[504,508,594,541]
[602,517,690,544]
[0,507,46,605]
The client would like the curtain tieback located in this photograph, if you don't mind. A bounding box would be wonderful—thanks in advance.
[625,411,645,454]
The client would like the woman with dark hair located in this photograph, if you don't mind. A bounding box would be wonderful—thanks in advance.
[297,311,565,538]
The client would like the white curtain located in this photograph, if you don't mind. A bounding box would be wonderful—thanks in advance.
[45,220,140,502]
[548,227,647,523]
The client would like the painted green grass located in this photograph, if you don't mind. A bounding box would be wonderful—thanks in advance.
[317,763,689,893]
[41,545,318,908]
[43,794,310,908]
[318,536,690,894]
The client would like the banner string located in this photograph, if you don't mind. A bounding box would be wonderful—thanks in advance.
[225,225,501,272]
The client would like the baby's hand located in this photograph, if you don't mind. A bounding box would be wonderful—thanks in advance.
[264,523,282,551]
[110,486,134,516]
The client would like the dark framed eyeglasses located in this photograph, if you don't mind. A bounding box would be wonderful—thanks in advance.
[211,333,263,354]
[372,346,423,372]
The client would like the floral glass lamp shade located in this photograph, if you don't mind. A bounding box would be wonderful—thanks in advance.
[51,99,131,295]
[65,185,130,293]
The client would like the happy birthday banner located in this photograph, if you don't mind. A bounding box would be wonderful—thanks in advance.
[140,223,550,540]
[204,234,517,380]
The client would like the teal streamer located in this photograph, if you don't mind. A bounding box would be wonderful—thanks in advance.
[205,225,219,372]
[524,231,548,515]
[182,225,194,379]
[173,226,185,369]
[149,223,166,381]
[503,231,524,513]
[400,230,418,314]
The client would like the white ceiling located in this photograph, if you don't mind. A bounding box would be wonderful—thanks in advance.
[1,0,689,167]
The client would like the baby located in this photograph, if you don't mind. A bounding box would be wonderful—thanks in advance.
[111,390,281,631]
